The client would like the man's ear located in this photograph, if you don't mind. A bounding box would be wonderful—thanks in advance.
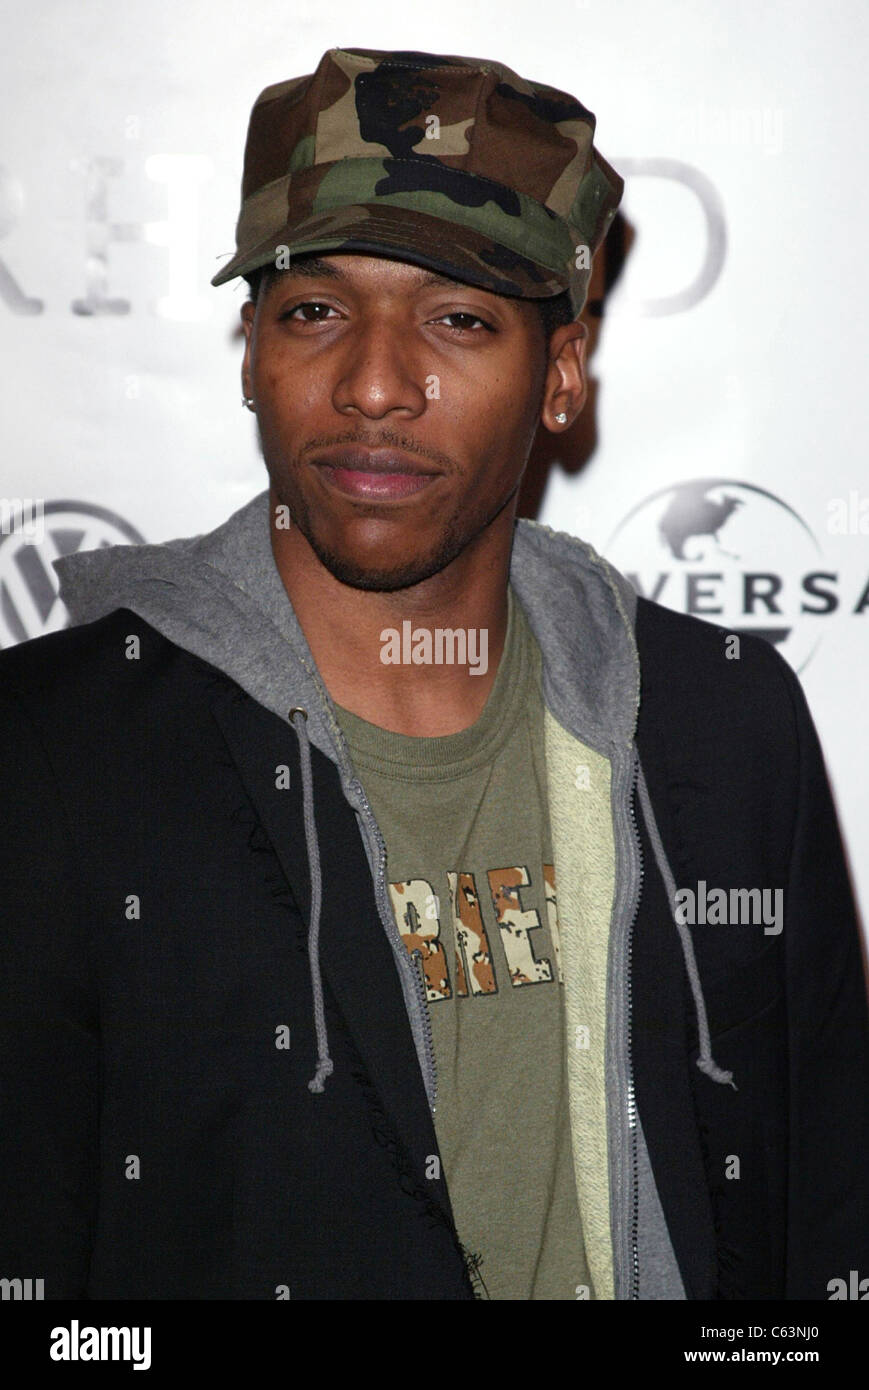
[240,300,256,400]
[540,320,588,433]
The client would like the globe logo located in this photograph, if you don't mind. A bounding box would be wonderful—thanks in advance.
[605,479,827,672]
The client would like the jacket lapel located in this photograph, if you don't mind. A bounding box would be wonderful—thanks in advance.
[206,674,450,1202]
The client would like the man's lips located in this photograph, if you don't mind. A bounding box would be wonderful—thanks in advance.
[311,447,443,501]
[314,446,436,475]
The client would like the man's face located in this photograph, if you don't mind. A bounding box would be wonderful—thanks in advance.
[240,252,582,592]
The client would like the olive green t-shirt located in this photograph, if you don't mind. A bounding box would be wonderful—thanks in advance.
[333,586,591,1300]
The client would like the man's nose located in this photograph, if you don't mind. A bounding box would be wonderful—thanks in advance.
[331,317,428,419]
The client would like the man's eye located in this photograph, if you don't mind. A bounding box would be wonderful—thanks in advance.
[277,304,492,331]
[281,302,337,321]
[437,311,493,332]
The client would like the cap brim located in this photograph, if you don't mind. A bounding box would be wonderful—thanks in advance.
[211,202,569,300]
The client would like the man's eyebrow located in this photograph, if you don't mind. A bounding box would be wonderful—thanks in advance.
[273,256,478,293]
[276,256,341,280]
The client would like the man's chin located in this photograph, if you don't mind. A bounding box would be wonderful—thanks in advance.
[309,546,448,593]
[268,482,468,592]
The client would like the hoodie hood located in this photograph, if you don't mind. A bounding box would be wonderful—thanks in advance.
[53,488,641,765]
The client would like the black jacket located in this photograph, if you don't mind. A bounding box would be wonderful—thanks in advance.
[1,499,867,1299]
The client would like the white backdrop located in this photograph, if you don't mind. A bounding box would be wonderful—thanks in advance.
[2,0,867,928]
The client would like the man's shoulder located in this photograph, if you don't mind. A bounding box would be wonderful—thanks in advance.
[633,594,804,749]
[0,608,208,716]
[635,594,799,696]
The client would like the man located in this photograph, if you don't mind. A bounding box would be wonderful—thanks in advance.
[1,46,867,1301]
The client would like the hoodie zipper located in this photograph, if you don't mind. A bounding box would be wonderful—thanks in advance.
[304,667,440,1115]
[348,774,438,1114]
[410,949,438,1116]
[623,750,644,1300]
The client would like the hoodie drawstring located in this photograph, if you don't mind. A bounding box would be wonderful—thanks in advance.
[286,705,732,1096]
[634,754,737,1091]
[288,706,334,1094]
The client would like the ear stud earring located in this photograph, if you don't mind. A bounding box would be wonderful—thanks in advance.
[555,411,568,425]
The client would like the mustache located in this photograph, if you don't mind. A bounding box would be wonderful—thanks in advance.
[302,428,455,474]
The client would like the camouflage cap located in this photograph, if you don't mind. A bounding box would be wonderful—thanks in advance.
[211,47,623,318]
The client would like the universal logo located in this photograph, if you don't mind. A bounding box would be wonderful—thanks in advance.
[605,479,868,672]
